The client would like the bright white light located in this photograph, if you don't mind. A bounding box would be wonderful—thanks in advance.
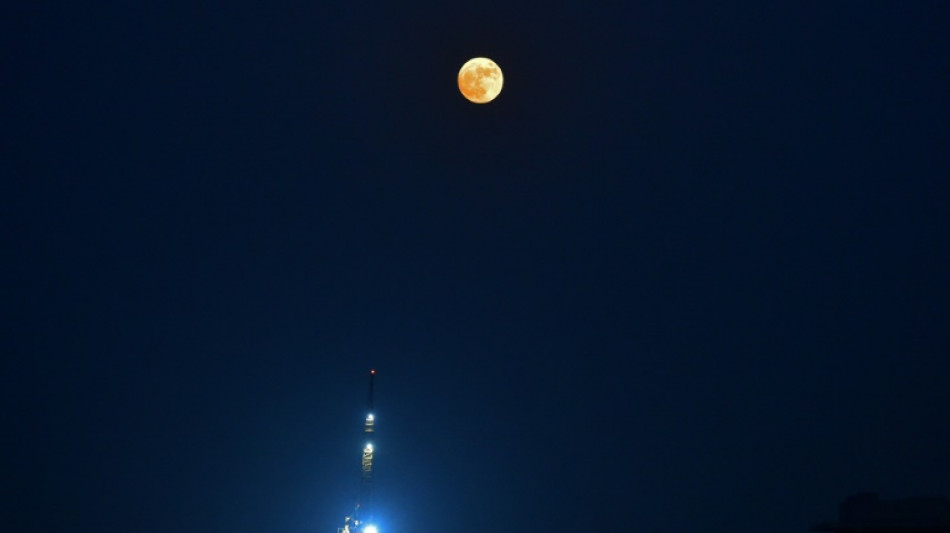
[364,525,378,533]
[365,443,373,451]
[367,414,374,421]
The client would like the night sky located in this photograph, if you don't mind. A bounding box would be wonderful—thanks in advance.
[4,2,949,532]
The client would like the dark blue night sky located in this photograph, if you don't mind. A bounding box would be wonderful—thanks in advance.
[4,2,949,532]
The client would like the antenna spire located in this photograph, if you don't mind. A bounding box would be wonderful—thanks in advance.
[367,369,375,414]
[342,369,379,533]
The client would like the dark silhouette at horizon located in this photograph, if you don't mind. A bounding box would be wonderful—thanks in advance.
[813,493,950,533]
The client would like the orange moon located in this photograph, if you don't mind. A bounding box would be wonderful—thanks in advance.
[458,57,503,104]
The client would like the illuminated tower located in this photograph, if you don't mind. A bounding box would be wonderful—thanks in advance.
[361,369,375,522]
[340,370,378,533]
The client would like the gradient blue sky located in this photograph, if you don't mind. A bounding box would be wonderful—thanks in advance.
[4,2,949,532]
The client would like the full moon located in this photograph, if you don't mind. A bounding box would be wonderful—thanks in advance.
[458,57,503,104]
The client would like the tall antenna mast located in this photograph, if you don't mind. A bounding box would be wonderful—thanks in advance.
[361,369,375,518]
[340,369,379,533]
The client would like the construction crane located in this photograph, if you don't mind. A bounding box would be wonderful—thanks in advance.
[339,369,378,533]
